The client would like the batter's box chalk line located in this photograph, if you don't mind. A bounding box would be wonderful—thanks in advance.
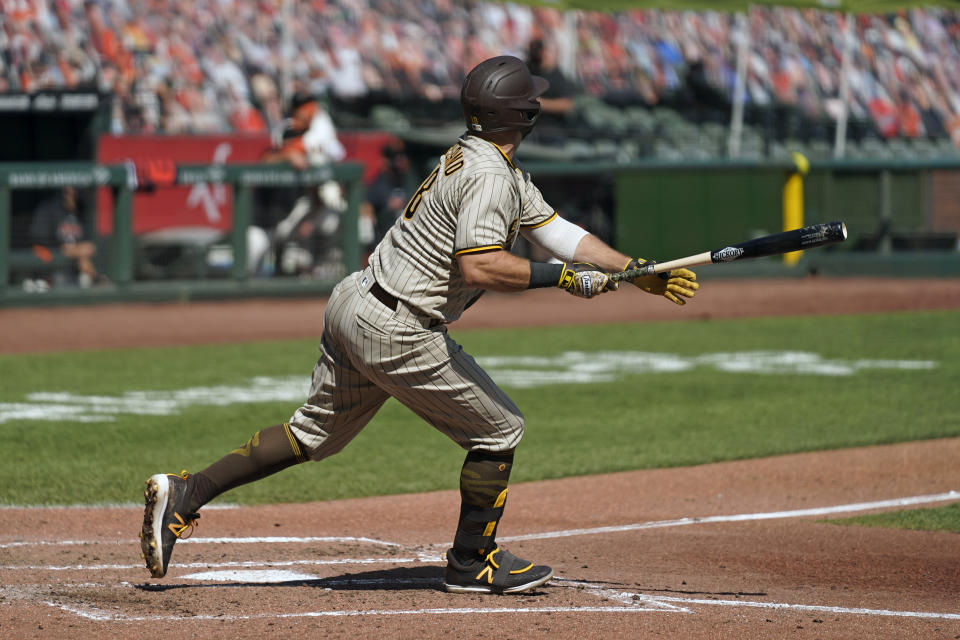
[2,491,958,574]
[0,534,404,550]
[25,576,694,622]
[25,577,960,623]
[4,491,960,622]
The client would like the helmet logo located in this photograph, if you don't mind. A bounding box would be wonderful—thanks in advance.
[470,116,482,131]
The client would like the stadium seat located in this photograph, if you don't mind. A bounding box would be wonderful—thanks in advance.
[653,140,683,160]
[619,139,640,159]
[767,141,793,160]
[841,139,867,159]
[908,138,937,158]
[652,107,685,130]
[738,144,765,160]
[679,142,715,160]
[623,106,655,133]
[885,137,913,158]
[700,121,727,144]
[860,137,893,159]
[563,139,596,159]
[936,138,960,156]
[807,139,832,160]
[574,95,629,134]
[370,105,411,132]
[593,139,620,158]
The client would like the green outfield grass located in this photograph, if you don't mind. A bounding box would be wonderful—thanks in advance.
[1,310,957,508]
[828,502,960,534]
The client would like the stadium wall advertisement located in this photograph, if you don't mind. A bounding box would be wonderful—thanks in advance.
[96,134,269,235]
[95,132,395,235]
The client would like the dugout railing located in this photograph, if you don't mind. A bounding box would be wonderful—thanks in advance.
[0,161,365,306]
[2,158,959,308]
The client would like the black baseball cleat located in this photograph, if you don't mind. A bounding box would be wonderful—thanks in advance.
[139,470,199,578]
[443,546,553,594]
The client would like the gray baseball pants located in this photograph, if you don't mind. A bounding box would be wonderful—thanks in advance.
[289,267,524,459]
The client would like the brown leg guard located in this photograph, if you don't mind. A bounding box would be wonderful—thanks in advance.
[452,450,514,561]
[188,423,308,511]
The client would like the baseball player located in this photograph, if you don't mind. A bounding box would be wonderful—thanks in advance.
[140,55,699,594]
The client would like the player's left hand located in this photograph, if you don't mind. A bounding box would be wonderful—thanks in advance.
[558,262,617,298]
[623,258,699,305]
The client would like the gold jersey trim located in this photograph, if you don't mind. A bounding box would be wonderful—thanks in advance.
[522,211,558,229]
[490,141,516,169]
[454,245,504,257]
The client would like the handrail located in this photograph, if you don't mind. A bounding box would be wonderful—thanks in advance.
[0,161,365,295]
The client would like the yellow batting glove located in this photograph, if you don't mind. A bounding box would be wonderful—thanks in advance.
[623,258,699,305]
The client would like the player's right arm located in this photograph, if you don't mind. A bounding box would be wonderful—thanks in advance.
[521,210,697,305]
[455,170,611,298]
[458,250,612,299]
[458,250,535,292]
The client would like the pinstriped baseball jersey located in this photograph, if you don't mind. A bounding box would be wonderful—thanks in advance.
[287,134,565,458]
[369,134,556,324]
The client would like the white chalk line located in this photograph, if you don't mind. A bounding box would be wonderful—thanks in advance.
[0,534,403,550]
[653,595,960,620]
[17,578,687,621]
[3,556,440,572]
[40,602,674,622]
[0,503,238,510]
[3,491,958,572]
[499,490,960,543]
[7,491,960,624]
[31,577,960,622]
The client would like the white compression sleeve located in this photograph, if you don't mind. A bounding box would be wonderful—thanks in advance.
[520,214,589,262]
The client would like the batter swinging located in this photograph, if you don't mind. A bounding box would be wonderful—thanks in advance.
[139,55,699,594]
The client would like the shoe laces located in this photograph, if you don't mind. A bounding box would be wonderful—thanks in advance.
[168,511,199,539]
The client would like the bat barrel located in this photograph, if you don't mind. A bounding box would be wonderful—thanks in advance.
[711,220,848,263]
[797,220,847,248]
[610,220,847,282]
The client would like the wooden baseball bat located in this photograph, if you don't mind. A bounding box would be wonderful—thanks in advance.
[610,221,848,281]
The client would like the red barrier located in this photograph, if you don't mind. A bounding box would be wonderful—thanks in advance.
[96,131,398,235]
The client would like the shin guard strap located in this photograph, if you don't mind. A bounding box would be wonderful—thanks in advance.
[462,506,505,523]
[455,450,514,557]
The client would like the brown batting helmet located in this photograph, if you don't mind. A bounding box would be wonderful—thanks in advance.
[460,56,550,135]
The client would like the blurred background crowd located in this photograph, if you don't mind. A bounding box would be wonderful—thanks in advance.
[4,1,960,293]
[3,0,960,148]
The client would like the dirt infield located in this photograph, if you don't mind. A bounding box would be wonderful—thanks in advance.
[2,441,958,639]
[2,277,959,638]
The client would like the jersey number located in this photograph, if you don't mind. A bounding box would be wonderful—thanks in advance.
[403,145,465,220]
[403,166,439,220]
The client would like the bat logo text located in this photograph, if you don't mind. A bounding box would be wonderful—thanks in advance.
[713,247,744,262]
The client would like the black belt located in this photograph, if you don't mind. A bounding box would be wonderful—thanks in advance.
[369,281,398,311]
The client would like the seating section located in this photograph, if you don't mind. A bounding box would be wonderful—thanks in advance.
[3,3,960,161]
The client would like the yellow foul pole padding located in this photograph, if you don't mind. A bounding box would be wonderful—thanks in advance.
[782,151,809,266]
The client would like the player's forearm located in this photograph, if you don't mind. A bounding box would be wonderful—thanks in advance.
[572,234,631,272]
[457,249,541,292]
